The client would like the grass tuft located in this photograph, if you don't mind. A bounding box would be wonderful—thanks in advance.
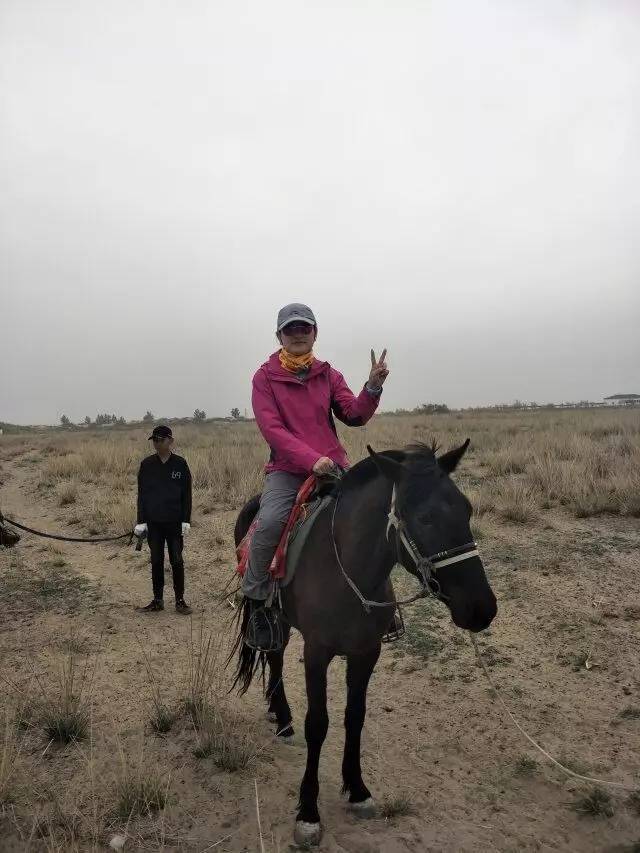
[401,602,443,661]
[0,710,21,807]
[57,483,78,506]
[572,786,614,818]
[136,635,179,736]
[627,790,640,815]
[619,706,640,720]
[185,620,225,726]
[149,704,178,735]
[514,754,538,777]
[192,705,256,772]
[495,479,539,523]
[380,794,415,819]
[42,704,89,744]
[115,777,168,819]
[113,737,171,820]
[37,648,94,744]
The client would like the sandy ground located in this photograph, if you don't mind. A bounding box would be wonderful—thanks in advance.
[1,444,640,852]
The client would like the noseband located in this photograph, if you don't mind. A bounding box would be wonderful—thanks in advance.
[331,485,480,614]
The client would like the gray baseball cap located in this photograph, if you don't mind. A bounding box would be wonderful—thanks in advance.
[276,303,317,332]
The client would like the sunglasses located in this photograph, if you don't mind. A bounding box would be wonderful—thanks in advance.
[152,436,170,442]
[282,322,314,335]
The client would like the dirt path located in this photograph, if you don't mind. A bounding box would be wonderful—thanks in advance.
[1,448,640,852]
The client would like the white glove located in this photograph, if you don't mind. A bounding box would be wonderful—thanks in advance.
[134,523,147,536]
[182,522,191,535]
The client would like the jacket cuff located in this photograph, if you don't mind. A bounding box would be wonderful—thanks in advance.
[365,383,383,396]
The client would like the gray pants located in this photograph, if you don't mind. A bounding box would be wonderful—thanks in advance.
[242,471,307,600]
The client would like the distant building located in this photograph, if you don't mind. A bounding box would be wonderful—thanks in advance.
[604,393,640,407]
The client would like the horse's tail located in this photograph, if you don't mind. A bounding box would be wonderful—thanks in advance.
[226,494,265,694]
[227,596,266,695]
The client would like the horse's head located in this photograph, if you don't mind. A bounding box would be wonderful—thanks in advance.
[368,440,497,633]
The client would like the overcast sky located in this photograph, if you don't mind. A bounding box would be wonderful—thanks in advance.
[1,1,638,424]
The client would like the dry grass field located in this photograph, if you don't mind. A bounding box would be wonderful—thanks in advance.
[1,408,640,852]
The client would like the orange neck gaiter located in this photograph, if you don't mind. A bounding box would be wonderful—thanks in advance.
[278,348,315,373]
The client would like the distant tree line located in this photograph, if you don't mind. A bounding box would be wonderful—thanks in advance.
[60,408,221,427]
[93,413,126,425]
[61,413,127,427]
[478,400,606,411]
[18,394,633,434]
[387,402,450,416]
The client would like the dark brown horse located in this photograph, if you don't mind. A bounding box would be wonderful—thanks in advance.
[231,440,497,846]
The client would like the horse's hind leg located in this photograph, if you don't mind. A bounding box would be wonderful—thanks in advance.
[266,625,293,739]
[342,645,381,815]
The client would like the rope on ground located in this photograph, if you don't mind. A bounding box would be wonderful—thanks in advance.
[469,632,637,792]
[0,512,132,544]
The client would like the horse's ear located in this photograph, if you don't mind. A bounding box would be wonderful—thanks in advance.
[367,445,404,482]
[437,438,470,474]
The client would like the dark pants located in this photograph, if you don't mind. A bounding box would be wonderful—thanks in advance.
[147,522,184,601]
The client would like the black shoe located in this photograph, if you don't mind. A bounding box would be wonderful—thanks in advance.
[244,599,283,651]
[381,609,405,643]
[138,598,164,612]
[175,599,192,615]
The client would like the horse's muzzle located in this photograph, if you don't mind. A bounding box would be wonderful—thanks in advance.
[450,589,497,633]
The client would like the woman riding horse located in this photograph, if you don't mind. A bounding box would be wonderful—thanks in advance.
[234,312,497,844]
[242,302,390,649]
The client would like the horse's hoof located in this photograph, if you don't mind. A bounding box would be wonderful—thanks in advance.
[276,722,294,740]
[278,734,295,745]
[347,797,377,818]
[294,820,322,847]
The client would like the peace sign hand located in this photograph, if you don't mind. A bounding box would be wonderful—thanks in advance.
[368,348,389,390]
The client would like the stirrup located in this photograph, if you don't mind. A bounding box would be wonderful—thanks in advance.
[381,608,405,644]
[244,601,284,652]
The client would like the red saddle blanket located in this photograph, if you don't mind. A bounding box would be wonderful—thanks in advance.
[236,475,317,581]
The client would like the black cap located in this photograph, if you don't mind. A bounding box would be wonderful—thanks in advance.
[148,424,173,440]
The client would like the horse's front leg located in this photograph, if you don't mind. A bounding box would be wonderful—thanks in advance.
[266,624,294,740]
[294,643,332,847]
[342,644,381,814]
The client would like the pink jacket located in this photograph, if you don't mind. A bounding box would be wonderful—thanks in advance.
[252,352,381,474]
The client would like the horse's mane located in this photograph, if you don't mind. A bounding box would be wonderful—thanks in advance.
[340,441,441,493]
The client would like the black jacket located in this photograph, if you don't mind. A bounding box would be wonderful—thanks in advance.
[137,453,192,524]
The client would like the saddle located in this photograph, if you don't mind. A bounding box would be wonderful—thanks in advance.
[236,475,335,589]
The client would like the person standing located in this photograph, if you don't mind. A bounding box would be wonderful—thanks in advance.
[134,425,193,614]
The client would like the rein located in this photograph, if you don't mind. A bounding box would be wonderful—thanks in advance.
[0,512,133,544]
[331,484,479,614]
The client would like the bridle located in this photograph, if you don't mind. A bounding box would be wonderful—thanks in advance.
[387,484,479,579]
[331,484,480,614]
